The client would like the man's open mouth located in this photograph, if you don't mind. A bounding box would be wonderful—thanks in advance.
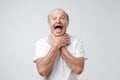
[54,24,63,33]
[55,26,62,29]
[55,24,63,30]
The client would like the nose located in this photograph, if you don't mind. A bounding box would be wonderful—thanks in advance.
[56,18,60,23]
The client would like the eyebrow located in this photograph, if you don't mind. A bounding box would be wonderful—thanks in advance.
[48,13,69,21]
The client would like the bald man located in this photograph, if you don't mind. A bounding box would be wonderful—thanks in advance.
[33,8,87,80]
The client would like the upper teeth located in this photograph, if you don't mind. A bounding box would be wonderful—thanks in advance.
[55,24,62,29]
[55,24,62,27]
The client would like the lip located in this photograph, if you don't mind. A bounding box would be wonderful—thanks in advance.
[54,24,63,29]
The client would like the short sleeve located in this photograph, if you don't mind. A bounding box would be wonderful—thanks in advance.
[74,37,87,60]
[33,39,49,62]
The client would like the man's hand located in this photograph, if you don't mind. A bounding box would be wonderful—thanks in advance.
[47,34,71,48]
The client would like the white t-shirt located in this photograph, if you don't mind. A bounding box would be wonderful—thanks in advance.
[33,35,87,80]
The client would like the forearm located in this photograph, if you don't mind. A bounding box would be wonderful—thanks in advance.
[61,47,84,75]
[36,45,60,76]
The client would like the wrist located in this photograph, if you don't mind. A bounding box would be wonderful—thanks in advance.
[60,46,66,51]
[52,44,61,50]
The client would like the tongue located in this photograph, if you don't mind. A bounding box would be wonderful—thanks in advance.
[55,28,62,33]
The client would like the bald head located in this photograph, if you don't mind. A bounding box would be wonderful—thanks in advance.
[48,8,69,22]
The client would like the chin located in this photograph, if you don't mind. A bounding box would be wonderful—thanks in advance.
[54,34,62,37]
[54,33,65,37]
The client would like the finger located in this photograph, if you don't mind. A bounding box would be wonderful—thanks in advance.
[48,34,54,41]
[65,39,71,44]
[65,34,70,39]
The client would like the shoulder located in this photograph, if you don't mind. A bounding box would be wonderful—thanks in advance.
[70,35,82,42]
[35,37,48,46]
[69,35,84,46]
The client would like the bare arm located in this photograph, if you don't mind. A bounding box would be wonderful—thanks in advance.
[35,45,59,76]
[61,47,85,75]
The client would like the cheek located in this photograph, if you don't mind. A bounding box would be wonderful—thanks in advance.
[63,27,67,32]
[49,21,55,27]
[49,22,53,28]
[50,26,54,31]
[64,21,68,26]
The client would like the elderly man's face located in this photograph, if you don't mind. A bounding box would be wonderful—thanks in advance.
[48,9,68,37]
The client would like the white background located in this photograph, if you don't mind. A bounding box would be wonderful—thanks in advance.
[0,0,120,80]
